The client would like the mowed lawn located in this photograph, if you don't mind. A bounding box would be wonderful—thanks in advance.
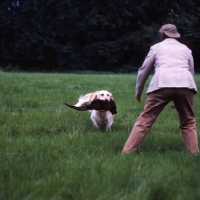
[0,71,200,200]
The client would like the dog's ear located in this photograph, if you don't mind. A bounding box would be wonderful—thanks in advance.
[81,91,99,102]
[108,92,113,100]
[90,92,99,101]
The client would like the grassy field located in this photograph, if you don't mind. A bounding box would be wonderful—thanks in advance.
[0,71,200,200]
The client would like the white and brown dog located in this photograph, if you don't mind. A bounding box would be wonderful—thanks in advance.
[74,90,115,131]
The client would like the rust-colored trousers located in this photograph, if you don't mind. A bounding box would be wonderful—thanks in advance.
[122,88,199,154]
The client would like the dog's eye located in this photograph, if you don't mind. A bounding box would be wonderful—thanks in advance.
[100,94,104,96]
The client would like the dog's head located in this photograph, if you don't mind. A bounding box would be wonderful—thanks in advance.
[76,90,113,106]
[95,90,113,102]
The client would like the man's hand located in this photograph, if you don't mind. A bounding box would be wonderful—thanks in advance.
[135,93,141,102]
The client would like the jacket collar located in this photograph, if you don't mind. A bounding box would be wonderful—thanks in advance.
[162,38,179,43]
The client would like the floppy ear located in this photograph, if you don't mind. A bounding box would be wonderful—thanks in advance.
[90,91,99,101]
[81,91,99,102]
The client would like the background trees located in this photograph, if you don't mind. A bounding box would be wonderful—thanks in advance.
[0,0,200,72]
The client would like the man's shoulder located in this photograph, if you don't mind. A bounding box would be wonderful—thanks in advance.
[150,41,162,50]
[151,39,190,51]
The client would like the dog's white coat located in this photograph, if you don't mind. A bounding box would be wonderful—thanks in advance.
[74,90,114,131]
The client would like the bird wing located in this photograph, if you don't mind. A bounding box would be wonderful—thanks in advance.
[63,99,117,114]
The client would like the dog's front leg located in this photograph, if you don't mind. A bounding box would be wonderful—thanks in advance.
[105,121,112,131]
[105,112,113,131]
[91,119,100,129]
[90,113,100,129]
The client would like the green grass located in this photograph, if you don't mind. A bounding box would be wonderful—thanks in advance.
[0,71,200,200]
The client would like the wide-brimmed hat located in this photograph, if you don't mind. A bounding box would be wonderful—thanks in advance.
[159,24,180,39]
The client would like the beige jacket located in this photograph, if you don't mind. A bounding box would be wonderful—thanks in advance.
[136,38,197,94]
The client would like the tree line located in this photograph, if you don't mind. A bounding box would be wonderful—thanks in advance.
[0,0,200,72]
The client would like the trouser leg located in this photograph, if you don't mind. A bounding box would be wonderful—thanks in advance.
[173,89,199,154]
[122,90,169,153]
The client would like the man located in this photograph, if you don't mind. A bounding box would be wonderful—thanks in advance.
[122,24,199,155]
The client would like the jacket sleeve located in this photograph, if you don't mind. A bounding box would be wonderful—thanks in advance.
[135,48,155,94]
[188,51,194,76]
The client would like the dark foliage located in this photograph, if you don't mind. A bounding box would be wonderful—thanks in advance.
[0,0,200,72]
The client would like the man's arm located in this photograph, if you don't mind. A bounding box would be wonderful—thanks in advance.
[135,48,155,100]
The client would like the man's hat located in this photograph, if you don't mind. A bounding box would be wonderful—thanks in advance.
[159,24,180,39]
